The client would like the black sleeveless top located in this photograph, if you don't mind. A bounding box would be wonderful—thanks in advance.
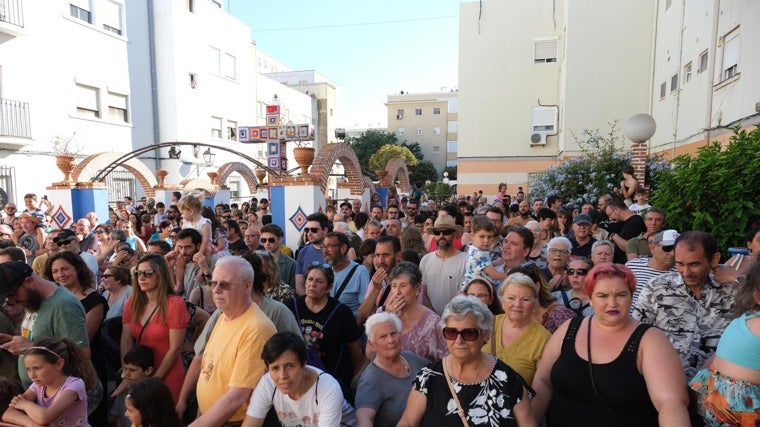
[547,316,659,426]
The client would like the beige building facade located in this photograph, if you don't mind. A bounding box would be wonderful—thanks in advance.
[386,91,459,175]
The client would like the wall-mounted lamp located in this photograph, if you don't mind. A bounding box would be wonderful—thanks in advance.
[202,147,215,165]
[168,146,181,159]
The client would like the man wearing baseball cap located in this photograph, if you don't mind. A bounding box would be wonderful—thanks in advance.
[0,261,90,388]
[569,213,597,258]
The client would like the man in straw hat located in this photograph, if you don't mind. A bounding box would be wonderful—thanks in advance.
[419,215,466,314]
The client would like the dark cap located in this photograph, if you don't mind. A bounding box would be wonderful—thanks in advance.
[573,213,593,225]
[401,196,409,202]
[0,261,33,301]
[53,229,77,244]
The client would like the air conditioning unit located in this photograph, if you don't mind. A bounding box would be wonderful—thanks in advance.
[530,132,547,145]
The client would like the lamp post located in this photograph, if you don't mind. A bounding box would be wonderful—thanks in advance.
[195,147,215,176]
[442,171,450,186]
[623,113,656,188]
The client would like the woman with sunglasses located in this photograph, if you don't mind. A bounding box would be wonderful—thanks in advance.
[121,253,189,404]
[485,273,551,385]
[397,295,537,427]
[552,258,594,317]
[101,265,132,320]
[532,263,689,426]
[284,262,365,393]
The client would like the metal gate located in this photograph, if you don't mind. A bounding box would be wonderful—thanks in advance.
[104,168,137,203]
[0,165,16,208]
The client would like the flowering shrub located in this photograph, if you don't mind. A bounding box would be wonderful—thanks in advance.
[530,123,667,208]
[650,126,760,256]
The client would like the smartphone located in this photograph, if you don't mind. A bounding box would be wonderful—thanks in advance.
[42,195,48,200]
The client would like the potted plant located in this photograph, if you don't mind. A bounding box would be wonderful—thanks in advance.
[291,124,315,176]
[52,133,81,185]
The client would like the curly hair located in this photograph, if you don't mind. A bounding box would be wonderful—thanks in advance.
[44,251,96,291]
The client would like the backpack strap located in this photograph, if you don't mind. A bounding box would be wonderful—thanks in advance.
[333,264,359,301]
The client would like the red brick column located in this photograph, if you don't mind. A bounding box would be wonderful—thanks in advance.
[631,143,647,188]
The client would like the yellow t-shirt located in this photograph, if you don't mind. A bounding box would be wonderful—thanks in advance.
[279,244,294,258]
[483,315,551,385]
[196,303,277,422]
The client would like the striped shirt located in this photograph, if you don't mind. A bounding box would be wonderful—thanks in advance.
[624,257,674,311]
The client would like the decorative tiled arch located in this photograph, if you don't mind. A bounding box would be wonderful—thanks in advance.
[380,158,411,193]
[310,143,364,195]
[72,152,158,197]
[216,162,259,193]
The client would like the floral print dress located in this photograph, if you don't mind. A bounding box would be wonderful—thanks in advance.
[412,357,532,426]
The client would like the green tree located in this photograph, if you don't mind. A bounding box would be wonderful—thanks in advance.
[400,141,424,159]
[369,145,418,171]
[408,160,438,184]
[346,129,398,172]
[425,181,452,205]
[650,126,760,257]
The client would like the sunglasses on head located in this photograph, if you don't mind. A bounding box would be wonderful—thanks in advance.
[305,227,321,234]
[442,327,481,342]
[55,238,74,247]
[661,245,674,252]
[432,229,455,236]
[566,268,589,276]
[261,237,277,244]
[310,261,331,269]
[133,270,155,279]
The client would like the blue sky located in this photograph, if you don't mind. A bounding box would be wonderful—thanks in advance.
[227,0,462,129]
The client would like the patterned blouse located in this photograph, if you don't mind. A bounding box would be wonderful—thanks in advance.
[413,357,532,426]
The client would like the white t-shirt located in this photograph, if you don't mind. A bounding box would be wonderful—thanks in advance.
[246,366,355,427]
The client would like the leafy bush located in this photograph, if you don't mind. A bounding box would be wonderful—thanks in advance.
[530,123,667,208]
[650,126,760,256]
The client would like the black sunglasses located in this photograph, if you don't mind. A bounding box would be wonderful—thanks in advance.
[442,327,481,342]
[261,237,277,244]
[55,238,74,247]
[133,270,155,279]
[305,227,321,234]
[661,245,674,252]
[432,229,455,236]
[566,268,589,276]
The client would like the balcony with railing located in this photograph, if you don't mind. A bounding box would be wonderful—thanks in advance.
[0,0,25,36]
[0,98,31,144]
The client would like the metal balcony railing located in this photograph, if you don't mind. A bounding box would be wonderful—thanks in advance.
[0,0,24,28]
[0,98,32,139]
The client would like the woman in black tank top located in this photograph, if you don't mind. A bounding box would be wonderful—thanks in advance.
[531,263,690,426]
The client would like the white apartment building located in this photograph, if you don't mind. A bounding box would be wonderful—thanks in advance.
[650,0,760,157]
[0,0,137,203]
[386,91,458,175]
[458,0,760,199]
[457,0,655,198]
[0,0,331,205]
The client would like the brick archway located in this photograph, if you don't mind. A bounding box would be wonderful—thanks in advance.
[73,152,158,197]
[179,178,217,196]
[310,143,364,195]
[362,176,376,196]
[216,162,259,194]
[380,158,411,193]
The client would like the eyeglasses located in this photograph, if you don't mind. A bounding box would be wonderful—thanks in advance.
[260,237,277,244]
[95,229,106,234]
[55,238,74,247]
[432,229,455,236]
[305,227,321,234]
[442,327,481,342]
[661,245,674,252]
[5,207,16,211]
[310,261,331,269]
[101,274,114,279]
[210,281,238,291]
[566,268,589,276]
[133,270,155,279]
[547,248,570,255]
[222,216,231,220]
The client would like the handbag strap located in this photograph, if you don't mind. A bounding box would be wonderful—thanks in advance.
[333,264,359,301]
[137,305,159,344]
[442,357,470,427]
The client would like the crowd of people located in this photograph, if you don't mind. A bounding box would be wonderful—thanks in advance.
[0,179,758,427]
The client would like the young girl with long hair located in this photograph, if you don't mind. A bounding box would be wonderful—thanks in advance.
[2,337,95,426]
[124,377,182,427]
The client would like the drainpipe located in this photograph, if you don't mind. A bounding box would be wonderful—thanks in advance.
[672,0,686,157]
[148,0,162,169]
[704,0,721,147]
